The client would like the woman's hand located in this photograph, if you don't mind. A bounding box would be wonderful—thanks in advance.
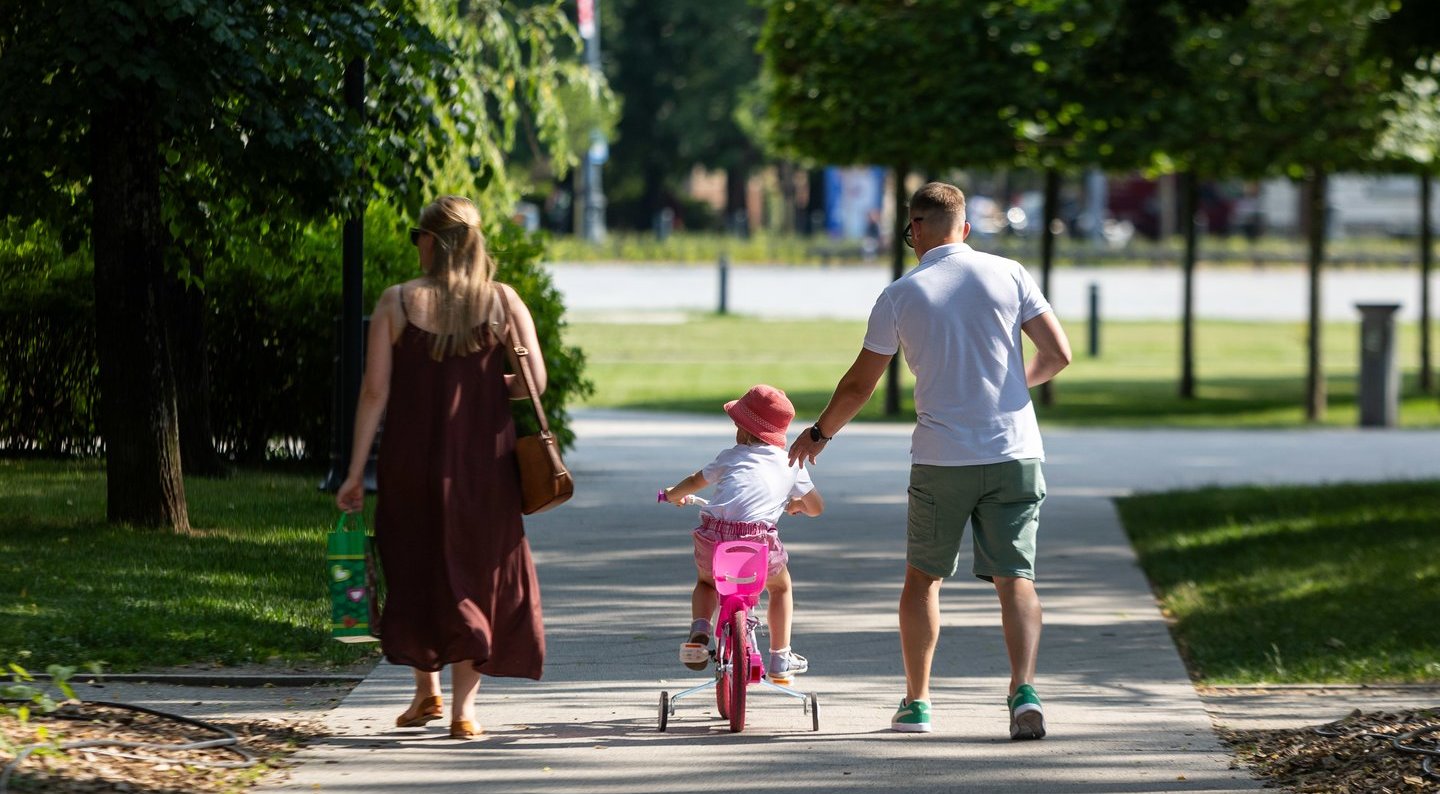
[336,475,365,514]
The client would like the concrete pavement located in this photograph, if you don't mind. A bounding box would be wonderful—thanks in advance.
[259,412,1440,793]
[546,262,1440,323]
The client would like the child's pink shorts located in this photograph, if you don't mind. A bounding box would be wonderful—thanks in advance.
[692,514,788,578]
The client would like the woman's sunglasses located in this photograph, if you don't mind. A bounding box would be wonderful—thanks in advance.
[409,227,428,246]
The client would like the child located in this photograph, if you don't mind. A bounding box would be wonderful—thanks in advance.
[663,384,824,684]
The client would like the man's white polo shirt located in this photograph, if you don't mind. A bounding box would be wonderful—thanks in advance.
[862,242,1053,466]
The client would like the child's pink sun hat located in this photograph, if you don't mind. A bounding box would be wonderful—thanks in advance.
[724,384,795,448]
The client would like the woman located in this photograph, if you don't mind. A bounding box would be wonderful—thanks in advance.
[336,195,546,740]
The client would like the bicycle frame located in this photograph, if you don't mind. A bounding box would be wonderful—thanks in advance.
[659,540,818,733]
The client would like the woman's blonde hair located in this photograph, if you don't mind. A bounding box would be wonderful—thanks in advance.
[416,196,498,360]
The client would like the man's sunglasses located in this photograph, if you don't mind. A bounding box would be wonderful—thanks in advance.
[903,216,923,249]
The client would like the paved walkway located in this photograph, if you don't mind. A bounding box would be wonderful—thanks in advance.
[259,413,1440,793]
[547,262,1440,322]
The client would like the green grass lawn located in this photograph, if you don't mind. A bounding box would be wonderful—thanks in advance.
[565,316,1440,427]
[0,460,377,672]
[1116,480,1440,684]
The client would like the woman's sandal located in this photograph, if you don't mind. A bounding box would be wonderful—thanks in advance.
[449,720,484,739]
[395,695,444,728]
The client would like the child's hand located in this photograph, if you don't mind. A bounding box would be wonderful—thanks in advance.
[784,497,805,515]
[664,487,687,506]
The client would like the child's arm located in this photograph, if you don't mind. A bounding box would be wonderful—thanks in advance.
[664,471,709,506]
[785,488,824,517]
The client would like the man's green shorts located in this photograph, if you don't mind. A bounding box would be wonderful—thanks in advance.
[906,458,1046,581]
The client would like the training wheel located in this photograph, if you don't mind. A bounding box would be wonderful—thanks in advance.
[808,693,819,732]
[658,691,670,732]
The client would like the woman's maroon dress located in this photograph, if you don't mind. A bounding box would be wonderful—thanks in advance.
[373,306,544,679]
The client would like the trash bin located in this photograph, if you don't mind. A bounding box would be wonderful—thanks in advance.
[1356,303,1401,427]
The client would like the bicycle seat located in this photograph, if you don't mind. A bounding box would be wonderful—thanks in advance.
[712,540,769,598]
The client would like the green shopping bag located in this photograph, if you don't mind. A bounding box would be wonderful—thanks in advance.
[327,513,381,643]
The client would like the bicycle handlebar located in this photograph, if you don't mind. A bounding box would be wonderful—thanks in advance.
[657,489,708,506]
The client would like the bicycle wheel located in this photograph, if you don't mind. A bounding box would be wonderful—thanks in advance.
[727,608,748,732]
[658,692,669,732]
[715,629,731,718]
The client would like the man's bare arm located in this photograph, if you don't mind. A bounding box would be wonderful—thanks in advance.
[787,348,892,467]
[1022,311,1072,388]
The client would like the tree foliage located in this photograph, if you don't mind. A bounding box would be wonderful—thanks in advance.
[1169,0,1403,178]
[758,0,1034,171]
[422,0,616,212]
[0,0,602,527]
[3,3,451,228]
[603,0,766,225]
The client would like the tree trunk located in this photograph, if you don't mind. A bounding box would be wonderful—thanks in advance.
[725,152,753,237]
[642,162,665,233]
[90,91,190,531]
[805,167,827,236]
[1304,169,1328,423]
[1038,169,1061,407]
[1420,173,1433,394]
[1179,170,1199,399]
[885,164,908,417]
[164,251,226,477]
[777,161,797,234]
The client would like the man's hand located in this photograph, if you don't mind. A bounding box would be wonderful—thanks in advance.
[788,433,826,468]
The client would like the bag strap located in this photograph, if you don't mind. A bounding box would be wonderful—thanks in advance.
[500,290,556,440]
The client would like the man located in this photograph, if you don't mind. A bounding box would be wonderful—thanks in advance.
[788,182,1071,739]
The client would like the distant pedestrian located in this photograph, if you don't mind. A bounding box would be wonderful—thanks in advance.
[336,195,547,740]
[664,384,824,684]
[788,182,1071,739]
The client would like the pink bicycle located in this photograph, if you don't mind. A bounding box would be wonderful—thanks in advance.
[656,492,819,733]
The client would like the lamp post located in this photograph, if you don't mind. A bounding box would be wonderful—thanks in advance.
[322,58,368,492]
[579,0,607,243]
[578,0,607,242]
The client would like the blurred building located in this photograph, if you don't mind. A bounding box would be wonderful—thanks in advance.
[1258,175,1440,238]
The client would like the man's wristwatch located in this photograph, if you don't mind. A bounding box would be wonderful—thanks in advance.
[808,423,833,443]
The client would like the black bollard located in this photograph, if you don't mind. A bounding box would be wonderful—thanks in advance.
[1088,282,1100,358]
[718,253,730,315]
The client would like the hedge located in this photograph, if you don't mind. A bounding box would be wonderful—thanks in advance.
[0,210,591,462]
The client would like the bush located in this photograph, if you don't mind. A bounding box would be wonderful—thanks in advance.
[0,208,591,461]
[0,222,98,456]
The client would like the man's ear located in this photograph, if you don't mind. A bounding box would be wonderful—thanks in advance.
[962,221,971,241]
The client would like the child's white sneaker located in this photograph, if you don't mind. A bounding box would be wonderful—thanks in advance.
[679,619,711,671]
[767,647,808,683]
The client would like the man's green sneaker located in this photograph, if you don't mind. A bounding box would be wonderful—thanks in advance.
[890,698,932,733]
[1007,684,1046,740]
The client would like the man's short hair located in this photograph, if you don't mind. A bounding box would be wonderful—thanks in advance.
[909,182,967,231]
